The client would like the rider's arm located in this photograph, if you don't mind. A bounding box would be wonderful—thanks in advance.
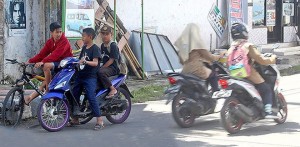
[86,45,101,67]
[85,58,99,67]
[28,41,51,63]
[195,49,223,62]
[102,58,114,68]
[102,43,119,68]
[248,45,276,65]
[42,39,72,63]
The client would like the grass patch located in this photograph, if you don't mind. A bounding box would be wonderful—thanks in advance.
[280,65,300,76]
[131,84,168,103]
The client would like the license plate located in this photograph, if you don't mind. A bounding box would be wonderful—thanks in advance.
[164,85,180,104]
[164,85,180,94]
[212,90,232,98]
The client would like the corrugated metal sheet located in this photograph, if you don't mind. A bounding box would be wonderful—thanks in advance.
[129,31,182,74]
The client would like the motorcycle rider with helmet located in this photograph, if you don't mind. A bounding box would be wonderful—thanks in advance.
[227,23,278,119]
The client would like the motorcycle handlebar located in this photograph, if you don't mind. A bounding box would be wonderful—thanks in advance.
[276,57,283,64]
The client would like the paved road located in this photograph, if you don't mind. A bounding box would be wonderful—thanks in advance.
[0,74,300,147]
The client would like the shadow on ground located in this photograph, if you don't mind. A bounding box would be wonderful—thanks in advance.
[0,104,235,147]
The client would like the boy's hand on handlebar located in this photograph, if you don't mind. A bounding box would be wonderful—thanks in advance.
[34,62,44,68]
[219,51,226,57]
[79,56,86,65]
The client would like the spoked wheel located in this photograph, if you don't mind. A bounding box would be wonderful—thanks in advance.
[2,87,24,127]
[37,98,69,132]
[172,94,195,128]
[274,93,288,124]
[106,88,132,124]
[220,97,244,134]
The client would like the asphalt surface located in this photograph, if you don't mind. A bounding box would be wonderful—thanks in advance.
[0,74,300,147]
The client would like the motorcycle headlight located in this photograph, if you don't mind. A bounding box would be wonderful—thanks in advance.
[59,59,68,68]
[54,81,67,89]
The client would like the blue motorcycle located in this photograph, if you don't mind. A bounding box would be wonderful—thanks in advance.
[37,57,133,132]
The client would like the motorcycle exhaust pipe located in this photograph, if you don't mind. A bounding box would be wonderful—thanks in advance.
[238,104,254,117]
[184,99,204,115]
[231,104,254,123]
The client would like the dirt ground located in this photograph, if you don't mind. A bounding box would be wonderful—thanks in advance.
[126,75,169,92]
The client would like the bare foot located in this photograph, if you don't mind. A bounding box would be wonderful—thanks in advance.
[24,96,32,106]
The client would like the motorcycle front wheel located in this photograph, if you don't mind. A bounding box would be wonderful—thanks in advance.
[37,98,70,132]
[274,93,288,124]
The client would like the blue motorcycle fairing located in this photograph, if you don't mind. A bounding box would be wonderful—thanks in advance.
[48,69,76,91]
[95,74,126,97]
[42,91,65,100]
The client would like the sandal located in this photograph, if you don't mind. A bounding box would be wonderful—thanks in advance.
[94,123,104,131]
[105,91,117,99]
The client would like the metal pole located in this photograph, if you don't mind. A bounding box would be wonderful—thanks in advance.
[216,0,219,48]
[114,0,117,41]
[141,0,144,79]
[62,0,66,33]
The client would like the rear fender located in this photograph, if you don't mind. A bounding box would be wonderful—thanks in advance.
[96,75,127,97]
[164,85,181,104]
[119,84,133,98]
[227,79,262,101]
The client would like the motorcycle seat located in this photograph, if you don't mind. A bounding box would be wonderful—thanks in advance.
[230,76,254,85]
[181,74,206,82]
[108,75,119,81]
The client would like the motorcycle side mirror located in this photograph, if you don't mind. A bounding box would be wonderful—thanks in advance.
[272,43,280,49]
[271,44,280,53]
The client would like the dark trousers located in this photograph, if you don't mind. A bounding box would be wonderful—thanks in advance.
[207,71,220,92]
[255,82,273,105]
[97,67,117,88]
[72,77,101,117]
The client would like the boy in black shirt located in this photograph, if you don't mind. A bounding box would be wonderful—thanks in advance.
[70,28,104,130]
[97,25,120,98]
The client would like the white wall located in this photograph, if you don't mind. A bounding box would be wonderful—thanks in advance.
[106,0,218,49]
[284,26,298,43]
[2,0,46,82]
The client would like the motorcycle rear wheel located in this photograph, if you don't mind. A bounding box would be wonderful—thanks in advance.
[106,88,132,124]
[172,94,195,128]
[220,97,244,134]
